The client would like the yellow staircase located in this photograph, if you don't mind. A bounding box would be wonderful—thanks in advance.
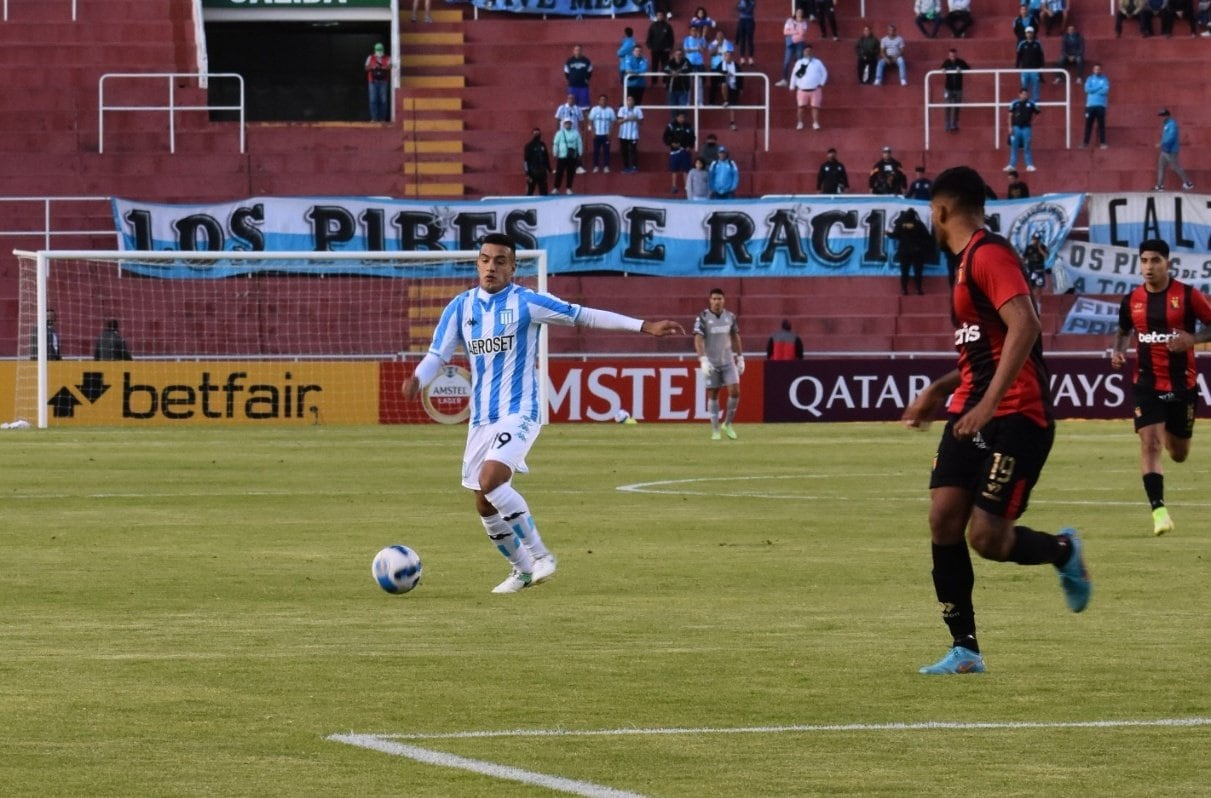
[398,10,467,198]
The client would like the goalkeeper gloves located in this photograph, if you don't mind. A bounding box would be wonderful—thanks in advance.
[735,355,746,375]
[699,356,712,376]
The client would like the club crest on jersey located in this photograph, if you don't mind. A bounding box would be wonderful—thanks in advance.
[1170,297,1181,310]
[497,309,515,325]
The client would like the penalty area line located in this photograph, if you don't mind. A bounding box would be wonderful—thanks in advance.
[326,733,646,798]
[378,716,1211,741]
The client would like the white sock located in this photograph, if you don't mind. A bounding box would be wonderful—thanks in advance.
[484,483,549,559]
[708,398,720,431]
[725,395,739,424]
[480,512,535,573]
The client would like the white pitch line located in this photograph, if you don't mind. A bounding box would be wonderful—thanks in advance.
[327,733,645,798]
[379,716,1211,741]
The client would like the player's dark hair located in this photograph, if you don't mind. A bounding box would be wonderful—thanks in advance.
[930,166,987,216]
[481,233,517,254]
[1139,238,1170,258]
[709,287,725,296]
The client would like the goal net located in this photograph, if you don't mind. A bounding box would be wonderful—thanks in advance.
[12,249,547,428]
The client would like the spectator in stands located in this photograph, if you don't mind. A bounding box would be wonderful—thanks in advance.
[735,0,757,65]
[523,127,552,196]
[1165,0,1199,35]
[690,6,717,35]
[410,0,432,23]
[1141,0,1167,36]
[1022,232,1049,308]
[646,12,675,82]
[870,146,908,194]
[708,146,741,199]
[682,23,709,100]
[588,94,617,173]
[944,0,974,37]
[789,44,828,131]
[564,46,593,113]
[906,165,933,200]
[617,95,644,173]
[888,207,934,295]
[622,44,650,105]
[617,27,638,82]
[687,156,711,199]
[717,50,742,130]
[552,119,583,195]
[29,308,61,361]
[1116,0,1146,36]
[778,8,810,86]
[554,94,584,140]
[666,48,693,112]
[708,29,735,103]
[1056,24,1085,83]
[855,24,881,84]
[1155,108,1195,191]
[1082,64,1109,149]
[1197,0,1211,34]
[1015,27,1045,103]
[766,319,804,360]
[701,133,722,164]
[364,42,391,123]
[816,0,840,40]
[663,109,696,192]
[817,148,849,193]
[1006,168,1031,198]
[1005,88,1040,173]
[1013,5,1039,41]
[94,319,133,361]
[941,47,970,132]
[874,24,908,86]
[915,0,945,39]
[1040,0,1068,35]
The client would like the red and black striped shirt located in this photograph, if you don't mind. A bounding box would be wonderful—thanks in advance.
[948,229,1053,427]
[1118,278,1211,393]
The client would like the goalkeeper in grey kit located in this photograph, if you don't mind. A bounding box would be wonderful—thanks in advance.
[693,287,744,440]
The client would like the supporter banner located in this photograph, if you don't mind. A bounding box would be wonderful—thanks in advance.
[1060,297,1120,335]
[379,359,764,423]
[762,356,1211,422]
[1086,191,1211,253]
[34,362,378,426]
[201,1,390,8]
[111,194,1084,279]
[1055,240,1211,295]
[463,0,647,16]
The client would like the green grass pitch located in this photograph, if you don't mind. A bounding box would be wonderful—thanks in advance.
[2,421,1209,796]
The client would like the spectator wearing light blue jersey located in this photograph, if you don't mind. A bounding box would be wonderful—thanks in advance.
[404,234,684,594]
[621,45,650,105]
[708,146,740,199]
[587,94,617,173]
[1081,63,1108,148]
[1155,108,1194,191]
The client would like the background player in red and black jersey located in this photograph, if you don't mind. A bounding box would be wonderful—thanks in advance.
[902,166,1091,676]
[1110,239,1211,536]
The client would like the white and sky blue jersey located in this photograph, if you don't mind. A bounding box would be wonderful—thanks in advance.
[428,283,582,426]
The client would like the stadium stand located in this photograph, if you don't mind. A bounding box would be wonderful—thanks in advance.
[0,0,1201,355]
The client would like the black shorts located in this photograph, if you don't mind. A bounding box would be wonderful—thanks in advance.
[1133,386,1197,438]
[930,413,1055,520]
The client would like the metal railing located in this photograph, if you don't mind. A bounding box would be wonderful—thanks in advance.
[98,72,246,154]
[923,67,1073,151]
[3,0,76,20]
[0,197,115,250]
[617,70,771,151]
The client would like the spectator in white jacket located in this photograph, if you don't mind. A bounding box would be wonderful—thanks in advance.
[789,44,829,130]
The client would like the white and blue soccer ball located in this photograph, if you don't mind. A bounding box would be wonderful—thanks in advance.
[614,409,631,423]
[372,545,423,594]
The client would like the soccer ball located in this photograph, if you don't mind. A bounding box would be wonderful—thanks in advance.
[372,545,423,594]
[614,409,631,423]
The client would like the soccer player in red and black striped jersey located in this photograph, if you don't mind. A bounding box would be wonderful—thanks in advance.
[902,166,1091,675]
[1110,238,1211,536]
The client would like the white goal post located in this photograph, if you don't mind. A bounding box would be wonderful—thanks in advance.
[12,248,549,428]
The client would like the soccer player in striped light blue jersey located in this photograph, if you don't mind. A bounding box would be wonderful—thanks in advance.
[404,234,685,593]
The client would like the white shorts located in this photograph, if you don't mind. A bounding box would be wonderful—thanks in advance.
[705,362,740,390]
[461,414,541,490]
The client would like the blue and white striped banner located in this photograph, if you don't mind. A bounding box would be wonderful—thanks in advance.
[111,193,1085,279]
[1086,191,1210,253]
